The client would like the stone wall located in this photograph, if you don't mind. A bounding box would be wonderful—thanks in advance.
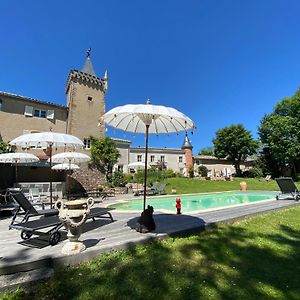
[69,164,106,192]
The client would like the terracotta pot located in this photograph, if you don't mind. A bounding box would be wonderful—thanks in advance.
[240,181,247,191]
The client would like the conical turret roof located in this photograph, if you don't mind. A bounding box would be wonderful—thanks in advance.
[181,134,193,149]
[81,48,96,76]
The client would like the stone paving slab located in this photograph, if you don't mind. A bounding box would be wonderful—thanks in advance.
[0,196,298,289]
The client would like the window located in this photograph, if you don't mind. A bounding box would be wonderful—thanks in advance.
[84,138,91,149]
[33,109,47,118]
[46,110,54,119]
[160,156,165,162]
[137,155,142,162]
[0,99,2,111]
[179,156,183,163]
[150,155,155,162]
[24,105,33,116]
[88,96,93,101]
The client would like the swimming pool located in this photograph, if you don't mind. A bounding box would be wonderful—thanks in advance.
[109,191,278,213]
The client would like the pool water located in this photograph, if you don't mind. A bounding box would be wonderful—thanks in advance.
[109,191,278,213]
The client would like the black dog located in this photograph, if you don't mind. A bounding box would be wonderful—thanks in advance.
[136,205,156,233]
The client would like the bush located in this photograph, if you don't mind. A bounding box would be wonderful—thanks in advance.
[164,169,176,178]
[188,166,194,178]
[244,167,263,178]
[110,171,127,187]
[198,165,208,177]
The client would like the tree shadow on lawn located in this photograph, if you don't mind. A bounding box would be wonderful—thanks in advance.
[16,217,300,300]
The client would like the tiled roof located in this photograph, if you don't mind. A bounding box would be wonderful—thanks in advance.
[0,91,67,109]
[81,56,96,76]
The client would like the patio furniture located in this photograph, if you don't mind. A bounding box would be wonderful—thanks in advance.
[275,177,300,201]
[8,189,58,227]
[9,205,114,246]
[259,175,271,182]
[134,182,166,196]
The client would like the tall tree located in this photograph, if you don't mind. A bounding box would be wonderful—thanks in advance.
[90,136,121,181]
[213,124,259,176]
[258,89,300,177]
[198,146,214,156]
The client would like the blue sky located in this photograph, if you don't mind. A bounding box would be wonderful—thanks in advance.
[1,0,300,153]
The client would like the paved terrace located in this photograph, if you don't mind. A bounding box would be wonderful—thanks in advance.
[0,193,298,289]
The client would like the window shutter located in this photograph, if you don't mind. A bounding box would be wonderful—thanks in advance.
[24,105,33,116]
[46,110,54,119]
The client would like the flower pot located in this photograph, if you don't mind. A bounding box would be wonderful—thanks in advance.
[240,181,247,191]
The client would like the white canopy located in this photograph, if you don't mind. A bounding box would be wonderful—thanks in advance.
[101,102,196,134]
[50,152,90,164]
[0,152,39,163]
[52,163,80,170]
[9,132,83,148]
[128,162,149,169]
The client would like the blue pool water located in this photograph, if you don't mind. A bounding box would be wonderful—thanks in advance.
[109,191,278,213]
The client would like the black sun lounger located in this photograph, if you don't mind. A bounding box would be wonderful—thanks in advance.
[9,207,114,246]
[275,177,300,201]
[8,189,58,227]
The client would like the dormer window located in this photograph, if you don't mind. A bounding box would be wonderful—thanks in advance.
[88,96,93,101]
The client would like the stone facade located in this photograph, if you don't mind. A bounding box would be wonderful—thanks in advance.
[0,92,68,142]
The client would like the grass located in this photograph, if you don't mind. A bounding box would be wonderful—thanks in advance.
[2,204,300,300]
[164,177,281,194]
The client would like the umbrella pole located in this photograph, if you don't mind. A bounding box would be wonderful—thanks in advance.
[15,163,18,187]
[143,125,149,211]
[68,159,71,200]
[49,144,53,207]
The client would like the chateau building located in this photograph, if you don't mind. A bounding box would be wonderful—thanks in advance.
[0,50,247,189]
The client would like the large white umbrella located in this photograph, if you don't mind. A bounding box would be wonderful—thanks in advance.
[52,163,80,199]
[0,152,39,184]
[50,152,90,164]
[102,100,196,211]
[50,152,90,200]
[9,132,84,206]
[128,161,149,169]
[52,163,80,170]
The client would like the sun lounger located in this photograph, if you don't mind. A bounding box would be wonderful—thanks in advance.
[9,207,114,246]
[134,182,166,196]
[8,189,58,226]
[275,177,300,201]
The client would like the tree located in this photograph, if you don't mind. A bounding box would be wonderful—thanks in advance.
[258,89,300,177]
[0,135,15,154]
[213,124,259,176]
[198,146,214,156]
[90,136,121,181]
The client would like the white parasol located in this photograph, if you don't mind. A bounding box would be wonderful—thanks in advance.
[0,152,39,184]
[102,100,196,210]
[9,132,84,206]
[52,163,80,170]
[50,152,90,164]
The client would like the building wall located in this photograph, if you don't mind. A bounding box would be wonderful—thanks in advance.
[0,94,68,142]
[66,75,105,140]
[128,147,185,174]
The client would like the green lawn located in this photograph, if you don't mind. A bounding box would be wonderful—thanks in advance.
[164,177,281,194]
[2,204,300,300]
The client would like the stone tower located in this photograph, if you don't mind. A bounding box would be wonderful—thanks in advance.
[65,49,108,140]
[182,134,193,175]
